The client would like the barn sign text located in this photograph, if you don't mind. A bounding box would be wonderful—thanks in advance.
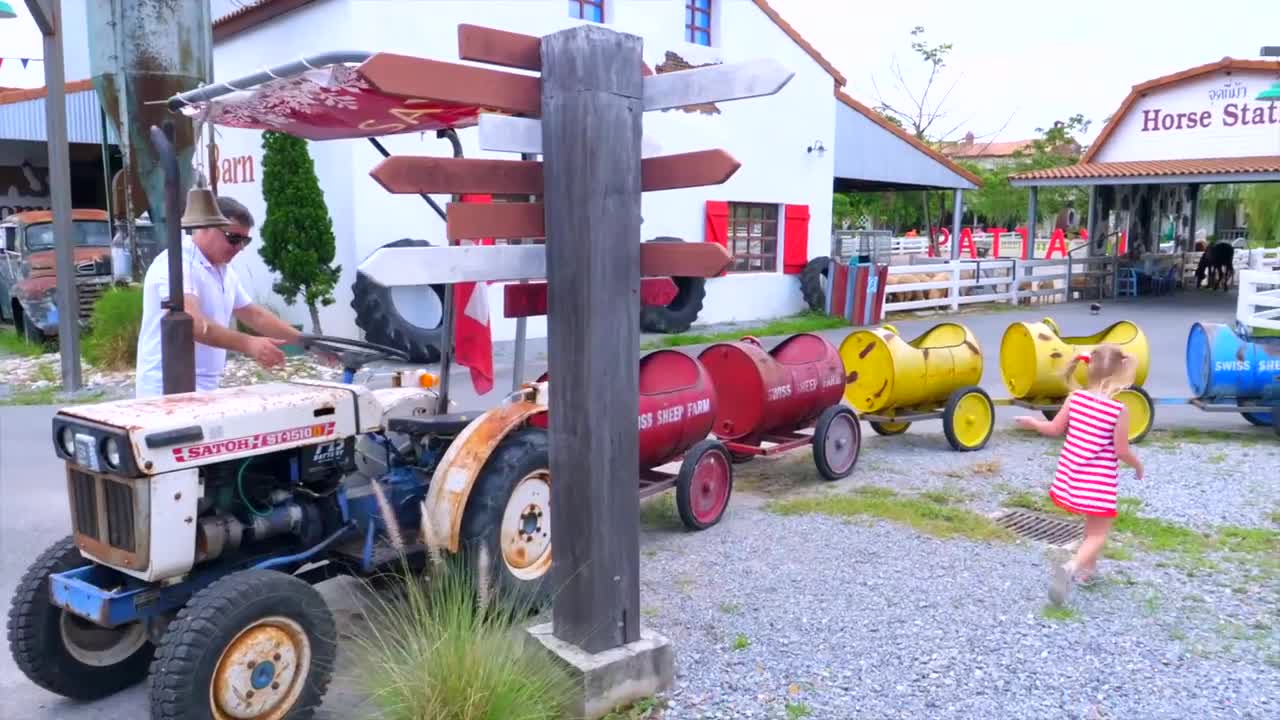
[210,144,257,185]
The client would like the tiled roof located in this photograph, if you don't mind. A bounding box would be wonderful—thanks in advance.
[0,79,96,106]
[211,0,850,87]
[1009,156,1280,181]
[835,90,984,187]
[1083,57,1280,163]
[942,139,1034,158]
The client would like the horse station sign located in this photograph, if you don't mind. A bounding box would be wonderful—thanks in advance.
[1092,65,1280,163]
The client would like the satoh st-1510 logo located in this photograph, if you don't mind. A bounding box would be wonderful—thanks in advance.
[172,423,336,462]
[638,398,713,430]
[1215,359,1280,373]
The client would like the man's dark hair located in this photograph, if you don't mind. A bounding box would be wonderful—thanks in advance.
[216,195,255,228]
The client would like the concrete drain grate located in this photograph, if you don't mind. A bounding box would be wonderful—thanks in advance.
[994,509,1083,547]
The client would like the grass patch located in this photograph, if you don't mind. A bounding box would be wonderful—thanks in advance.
[731,633,750,651]
[718,601,741,615]
[1269,509,1280,526]
[602,697,665,720]
[0,332,48,357]
[641,311,846,349]
[0,387,107,407]
[1041,604,1078,622]
[1003,491,1071,517]
[33,362,57,383]
[920,487,966,505]
[639,494,681,531]
[785,701,814,719]
[733,455,821,497]
[1206,452,1227,464]
[1102,543,1134,561]
[1147,427,1256,448]
[768,485,1014,542]
[82,285,143,370]
[352,558,575,720]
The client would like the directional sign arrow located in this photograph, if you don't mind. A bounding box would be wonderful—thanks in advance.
[371,150,739,195]
[478,113,665,157]
[643,58,794,111]
[504,278,679,318]
[358,242,732,287]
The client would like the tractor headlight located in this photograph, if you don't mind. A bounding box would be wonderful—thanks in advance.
[102,438,121,469]
[58,426,75,456]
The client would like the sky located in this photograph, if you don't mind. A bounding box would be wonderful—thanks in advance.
[2,0,1277,146]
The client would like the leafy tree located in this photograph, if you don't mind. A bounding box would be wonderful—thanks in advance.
[1243,183,1280,247]
[258,130,341,334]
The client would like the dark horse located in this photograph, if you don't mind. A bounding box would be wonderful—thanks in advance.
[1194,241,1235,291]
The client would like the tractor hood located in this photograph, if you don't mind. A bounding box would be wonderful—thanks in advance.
[24,247,113,278]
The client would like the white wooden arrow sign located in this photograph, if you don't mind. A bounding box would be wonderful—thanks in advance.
[476,57,793,156]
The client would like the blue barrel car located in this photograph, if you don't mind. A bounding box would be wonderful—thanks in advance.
[1185,322,1280,431]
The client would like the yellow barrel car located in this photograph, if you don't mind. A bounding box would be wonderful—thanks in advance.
[999,317,1154,442]
[839,322,995,451]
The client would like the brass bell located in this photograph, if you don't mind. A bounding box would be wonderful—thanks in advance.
[180,173,231,229]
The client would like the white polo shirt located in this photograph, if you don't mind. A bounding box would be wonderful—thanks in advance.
[135,238,252,398]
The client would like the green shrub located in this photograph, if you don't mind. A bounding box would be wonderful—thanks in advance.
[354,558,574,720]
[83,285,144,370]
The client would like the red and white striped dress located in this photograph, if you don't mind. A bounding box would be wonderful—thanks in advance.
[1050,390,1123,518]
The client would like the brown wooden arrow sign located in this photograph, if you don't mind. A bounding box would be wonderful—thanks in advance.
[358,52,542,116]
[371,150,739,196]
[447,202,544,241]
[504,277,678,318]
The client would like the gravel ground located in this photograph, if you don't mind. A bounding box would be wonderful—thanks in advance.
[637,426,1280,720]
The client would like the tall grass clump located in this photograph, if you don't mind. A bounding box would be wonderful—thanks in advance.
[82,285,144,369]
[353,499,575,720]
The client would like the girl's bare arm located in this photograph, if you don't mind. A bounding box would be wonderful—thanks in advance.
[1016,393,1073,437]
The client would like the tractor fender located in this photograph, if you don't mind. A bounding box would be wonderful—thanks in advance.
[424,399,546,553]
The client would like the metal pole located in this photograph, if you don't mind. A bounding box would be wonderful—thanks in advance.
[151,123,195,394]
[511,151,537,392]
[435,129,465,412]
[1085,186,1097,255]
[99,108,113,229]
[38,2,81,390]
[950,189,963,261]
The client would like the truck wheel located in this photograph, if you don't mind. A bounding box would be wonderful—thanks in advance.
[149,569,336,720]
[461,427,553,612]
[639,237,706,334]
[800,257,830,312]
[813,405,861,480]
[6,536,152,700]
[675,439,734,531]
[351,238,446,364]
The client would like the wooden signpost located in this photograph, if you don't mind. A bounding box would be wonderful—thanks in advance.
[356,19,792,702]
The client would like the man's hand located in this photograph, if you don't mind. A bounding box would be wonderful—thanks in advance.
[245,336,287,368]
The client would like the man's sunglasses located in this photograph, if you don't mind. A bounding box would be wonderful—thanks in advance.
[223,229,252,247]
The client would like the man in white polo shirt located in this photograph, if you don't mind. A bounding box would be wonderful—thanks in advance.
[134,196,301,398]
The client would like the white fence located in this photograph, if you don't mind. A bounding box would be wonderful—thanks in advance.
[832,230,1086,263]
[1238,269,1280,332]
[877,256,1118,314]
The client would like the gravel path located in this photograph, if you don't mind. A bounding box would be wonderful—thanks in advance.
[637,427,1280,720]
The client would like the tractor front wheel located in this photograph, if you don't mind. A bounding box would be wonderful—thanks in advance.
[149,569,336,720]
[6,536,153,700]
[461,427,554,612]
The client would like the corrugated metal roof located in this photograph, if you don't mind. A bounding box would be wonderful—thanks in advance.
[0,83,118,145]
[1009,156,1280,181]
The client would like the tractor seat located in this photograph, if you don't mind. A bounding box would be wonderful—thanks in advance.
[386,411,484,437]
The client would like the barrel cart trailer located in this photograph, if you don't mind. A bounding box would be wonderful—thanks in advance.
[997,317,1156,442]
[1167,320,1280,435]
[837,322,997,452]
[5,37,749,718]
[696,332,862,481]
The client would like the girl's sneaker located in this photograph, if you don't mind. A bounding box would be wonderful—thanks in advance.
[1049,562,1074,605]
[1074,571,1100,588]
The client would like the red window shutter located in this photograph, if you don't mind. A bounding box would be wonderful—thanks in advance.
[782,204,810,275]
[705,201,729,248]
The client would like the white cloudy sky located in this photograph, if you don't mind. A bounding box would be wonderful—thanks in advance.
[3,0,1277,144]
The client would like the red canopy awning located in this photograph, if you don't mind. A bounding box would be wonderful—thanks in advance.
[176,64,485,141]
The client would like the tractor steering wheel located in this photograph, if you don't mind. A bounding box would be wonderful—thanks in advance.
[298,334,410,372]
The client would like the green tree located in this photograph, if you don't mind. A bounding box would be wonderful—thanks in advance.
[1243,183,1280,247]
[258,130,341,334]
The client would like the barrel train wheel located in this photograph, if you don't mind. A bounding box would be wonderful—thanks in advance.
[1236,398,1274,428]
[869,420,911,436]
[943,386,995,452]
[1114,386,1154,444]
[675,439,734,531]
[812,405,861,481]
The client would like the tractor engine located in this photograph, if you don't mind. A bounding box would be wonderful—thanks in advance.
[190,438,355,564]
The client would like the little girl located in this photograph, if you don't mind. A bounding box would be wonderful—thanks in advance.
[1014,344,1144,605]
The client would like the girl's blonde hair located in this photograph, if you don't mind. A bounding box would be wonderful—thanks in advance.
[1063,343,1137,398]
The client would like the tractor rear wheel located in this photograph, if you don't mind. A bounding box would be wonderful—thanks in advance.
[461,427,554,612]
[351,238,446,363]
[639,237,707,334]
[7,536,152,700]
[149,569,336,720]
[799,257,830,312]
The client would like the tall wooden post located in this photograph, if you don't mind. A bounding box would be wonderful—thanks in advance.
[541,24,644,654]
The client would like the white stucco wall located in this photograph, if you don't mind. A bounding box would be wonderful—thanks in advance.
[208,0,835,340]
[1092,69,1280,163]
